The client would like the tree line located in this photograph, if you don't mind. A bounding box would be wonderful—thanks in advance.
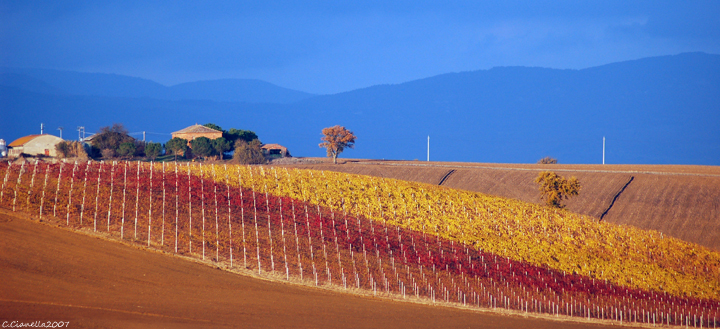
[55,123,266,164]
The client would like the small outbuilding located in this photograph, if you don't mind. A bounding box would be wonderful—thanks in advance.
[261,143,291,158]
[8,134,64,157]
[171,124,223,141]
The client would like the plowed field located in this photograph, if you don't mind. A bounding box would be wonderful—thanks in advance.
[283,159,720,251]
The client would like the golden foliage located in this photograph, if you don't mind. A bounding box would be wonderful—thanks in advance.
[174,163,720,300]
[535,171,580,208]
[319,125,356,164]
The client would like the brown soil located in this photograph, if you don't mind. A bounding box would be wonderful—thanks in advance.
[282,159,720,251]
[0,211,632,329]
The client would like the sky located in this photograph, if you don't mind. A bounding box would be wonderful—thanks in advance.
[2,1,720,94]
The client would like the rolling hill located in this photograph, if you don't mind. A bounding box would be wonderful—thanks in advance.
[1,161,717,327]
[287,160,720,251]
[0,210,621,329]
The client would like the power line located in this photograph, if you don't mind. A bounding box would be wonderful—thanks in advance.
[129,131,171,135]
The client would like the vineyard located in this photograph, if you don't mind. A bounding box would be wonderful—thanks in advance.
[1,160,719,327]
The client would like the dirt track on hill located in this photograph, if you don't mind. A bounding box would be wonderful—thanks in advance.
[0,211,628,329]
[283,159,720,251]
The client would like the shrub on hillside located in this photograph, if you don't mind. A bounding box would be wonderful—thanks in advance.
[55,141,89,160]
[537,156,558,164]
[233,140,266,164]
[535,171,580,208]
[101,148,116,159]
[133,141,146,157]
[117,142,136,159]
[91,124,134,153]
[145,142,163,160]
[55,141,72,158]
[165,137,188,160]
[189,137,214,159]
[211,137,232,160]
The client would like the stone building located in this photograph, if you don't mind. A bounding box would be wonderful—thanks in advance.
[171,124,223,141]
[7,134,64,157]
[261,143,291,158]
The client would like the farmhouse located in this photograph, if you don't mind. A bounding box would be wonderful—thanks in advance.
[7,134,64,157]
[171,124,223,141]
[261,143,291,158]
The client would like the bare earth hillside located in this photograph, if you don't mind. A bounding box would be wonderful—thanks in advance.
[283,159,720,251]
[0,211,625,329]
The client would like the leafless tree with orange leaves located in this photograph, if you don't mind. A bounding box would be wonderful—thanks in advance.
[319,125,356,164]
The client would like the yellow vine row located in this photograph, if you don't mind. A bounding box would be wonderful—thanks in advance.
[166,162,720,300]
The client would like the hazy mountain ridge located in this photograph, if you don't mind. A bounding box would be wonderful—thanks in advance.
[1,52,718,165]
[0,67,317,104]
[0,86,286,143]
[168,79,316,104]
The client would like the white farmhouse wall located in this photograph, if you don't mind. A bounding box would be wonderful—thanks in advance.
[14,135,64,157]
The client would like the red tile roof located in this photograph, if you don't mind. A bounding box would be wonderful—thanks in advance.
[172,124,222,134]
[261,143,287,150]
[8,134,43,147]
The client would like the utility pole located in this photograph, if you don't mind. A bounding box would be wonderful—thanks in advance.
[602,136,605,165]
[58,127,64,139]
[77,126,85,142]
[40,123,44,134]
[427,136,430,162]
[143,131,146,142]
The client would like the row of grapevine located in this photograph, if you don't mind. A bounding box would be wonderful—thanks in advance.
[186,164,719,300]
[1,160,718,327]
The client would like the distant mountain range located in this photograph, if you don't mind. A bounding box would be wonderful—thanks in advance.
[0,68,316,103]
[1,52,718,165]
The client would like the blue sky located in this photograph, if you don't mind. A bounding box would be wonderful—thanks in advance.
[2,1,720,94]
